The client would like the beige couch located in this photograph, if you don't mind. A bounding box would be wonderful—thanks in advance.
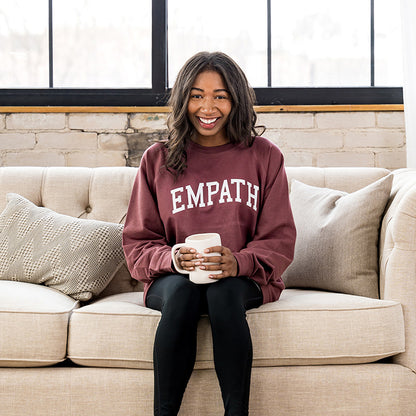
[0,166,415,416]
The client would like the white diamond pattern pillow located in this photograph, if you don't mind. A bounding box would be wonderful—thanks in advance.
[0,193,125,301]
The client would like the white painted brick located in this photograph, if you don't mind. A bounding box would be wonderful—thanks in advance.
[282,130,343,149]
[0,114,5,130]
[98,134,128,151]
[377,111,405,128]
[68,113,128,131]
[36,132,97,149]
[263,130,283,146]
[283,151,314,167]
[344,130,405,148]
[317,151,374,167]
[66,151,127,167]
[316,112,376,129]
[130,113,168,131]
[6,113,66,130]
[0,133,35,150]
[376,150,407,169]
[257,112,314,129]
[4,151,65,166]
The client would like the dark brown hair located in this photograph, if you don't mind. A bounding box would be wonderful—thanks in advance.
[165,51,263,176]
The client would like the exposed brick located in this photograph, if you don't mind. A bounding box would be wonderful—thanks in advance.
[377,112,405,128]
[283,151,314,167]
[66,151,127,167]
[4,151,65,166]
[282,130,343,149]
[317,151,374,167]
[6,113,66,130]
[257,112,314,129]
[36,132,98,149]
[344,130,405,148]
[264,130,283,146]
[376,150,407,169]
[0,133,35,150]
[98,134,129,151]
[316,112,376,129]
[68,113,128,131]
[130,113,168,131]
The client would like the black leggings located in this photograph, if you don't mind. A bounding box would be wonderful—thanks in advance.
[146,274,263,416]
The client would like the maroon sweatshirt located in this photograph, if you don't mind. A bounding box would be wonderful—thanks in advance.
[122,136,296,304]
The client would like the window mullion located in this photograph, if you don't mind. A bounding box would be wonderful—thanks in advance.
[48,0,53,88]
[152,0,168,93]
[267,0,272,87]
[371,0,375,86]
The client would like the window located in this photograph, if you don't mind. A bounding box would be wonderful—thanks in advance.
[0,0,49,87]
[0,0,403,106]
[53,0,151,88]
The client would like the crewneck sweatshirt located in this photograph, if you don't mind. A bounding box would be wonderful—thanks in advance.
[122,136,296,304]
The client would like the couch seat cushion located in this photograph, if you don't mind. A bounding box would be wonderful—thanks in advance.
[0,281,79,367]
[67,288,404,369]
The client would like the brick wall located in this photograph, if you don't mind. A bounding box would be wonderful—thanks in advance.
[0,110,406,169]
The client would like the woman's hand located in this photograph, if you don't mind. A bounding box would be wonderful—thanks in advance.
[174,245,238,279]
[199,246,238,279]
[174,247,200,272]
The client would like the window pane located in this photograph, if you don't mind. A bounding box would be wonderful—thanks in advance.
[271,0,370,87]
[168,0,268,87]
[53,0,151,88]
[375,0,403,86]
[0,0,48,87]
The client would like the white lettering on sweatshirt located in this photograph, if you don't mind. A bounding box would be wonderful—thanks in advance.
[171,179,259,214]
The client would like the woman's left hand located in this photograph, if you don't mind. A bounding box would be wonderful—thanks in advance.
[199,246,238,279]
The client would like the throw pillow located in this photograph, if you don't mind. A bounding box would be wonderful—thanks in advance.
[282,174,393,298]
[0,193,125,301]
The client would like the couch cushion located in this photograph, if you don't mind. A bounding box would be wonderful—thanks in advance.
[0,281,79,367]
[0,193,126,301]
[67,288,404,369]
[282,175,393,298]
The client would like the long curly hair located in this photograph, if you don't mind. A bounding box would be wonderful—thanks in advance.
[165,51,263,176]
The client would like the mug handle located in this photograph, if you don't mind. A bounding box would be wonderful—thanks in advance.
[171,243,189,274]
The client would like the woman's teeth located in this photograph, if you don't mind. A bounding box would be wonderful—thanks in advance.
[199,117,218,124]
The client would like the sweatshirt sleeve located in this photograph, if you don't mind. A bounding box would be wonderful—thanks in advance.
[122,150,174,284]
[233,148,296,295]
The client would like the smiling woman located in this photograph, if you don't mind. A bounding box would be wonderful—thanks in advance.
[122,51,296,415]
[187,71,232,147]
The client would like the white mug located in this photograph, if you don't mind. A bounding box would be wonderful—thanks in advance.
[171,233,222,284]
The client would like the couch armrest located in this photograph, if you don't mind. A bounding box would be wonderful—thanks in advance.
[380,169,416,371]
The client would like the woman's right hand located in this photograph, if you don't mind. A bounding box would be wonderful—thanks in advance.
[174,247,202,272]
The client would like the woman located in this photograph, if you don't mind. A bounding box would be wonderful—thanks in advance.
[122,51,296,416]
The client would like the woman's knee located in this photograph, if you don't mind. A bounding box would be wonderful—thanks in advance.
[206,277,262,316]
[149,274,201,316]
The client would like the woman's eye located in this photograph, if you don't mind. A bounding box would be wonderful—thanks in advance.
[215,95,228,100]
[191,94,202,99]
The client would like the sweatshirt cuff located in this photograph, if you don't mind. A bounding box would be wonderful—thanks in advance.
[233,252,253,277]
[161,249,175,274]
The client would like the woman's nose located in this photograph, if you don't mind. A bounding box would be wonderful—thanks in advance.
[200,97,215,113]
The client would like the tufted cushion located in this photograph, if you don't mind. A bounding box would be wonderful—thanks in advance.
[0,281,79,367]
[0,193,126,301]
[0,167,141,296]
[67,289,404,369]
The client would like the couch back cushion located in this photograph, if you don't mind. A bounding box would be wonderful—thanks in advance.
[0,166,391,298]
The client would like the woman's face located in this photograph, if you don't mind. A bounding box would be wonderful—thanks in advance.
[187,70,232,147]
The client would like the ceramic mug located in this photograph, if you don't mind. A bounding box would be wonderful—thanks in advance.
[171,233,222,284]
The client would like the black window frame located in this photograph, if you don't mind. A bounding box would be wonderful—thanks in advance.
[0,0,403,107]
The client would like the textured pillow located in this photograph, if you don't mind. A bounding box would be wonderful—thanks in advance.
[282,175,393,298]
[0,193,125,301]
